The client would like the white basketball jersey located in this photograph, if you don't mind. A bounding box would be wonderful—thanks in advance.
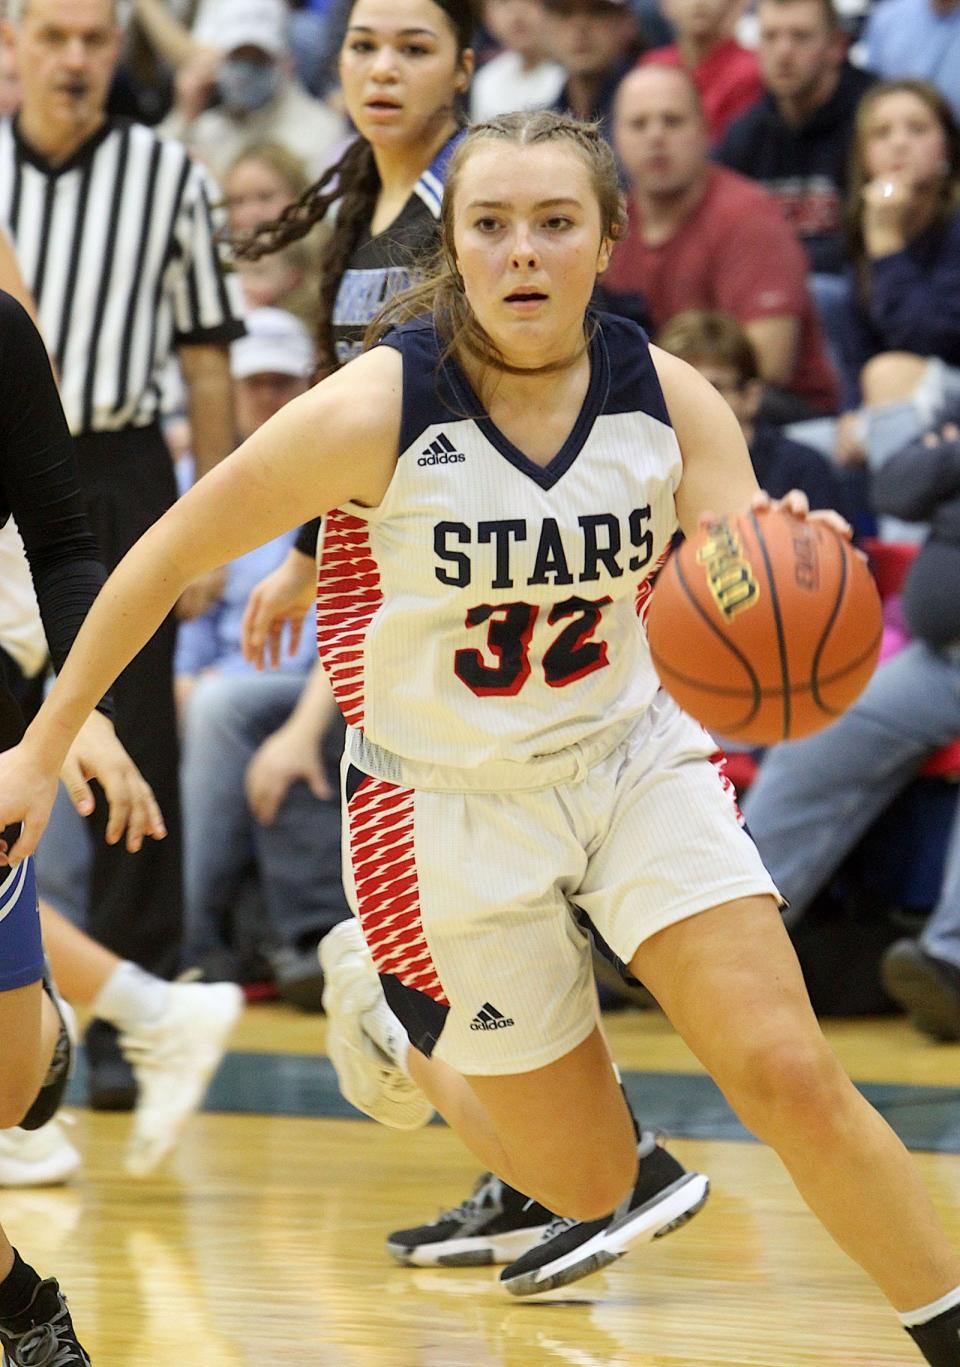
[316,313,682,778]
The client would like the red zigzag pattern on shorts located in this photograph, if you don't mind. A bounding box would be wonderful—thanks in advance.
[348,778,449,1005]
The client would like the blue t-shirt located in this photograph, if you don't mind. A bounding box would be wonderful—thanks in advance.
[865,0,960,118]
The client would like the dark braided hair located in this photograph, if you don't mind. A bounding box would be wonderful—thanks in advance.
[230,0,476,372]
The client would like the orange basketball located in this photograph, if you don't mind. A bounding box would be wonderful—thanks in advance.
[645,507,883,745]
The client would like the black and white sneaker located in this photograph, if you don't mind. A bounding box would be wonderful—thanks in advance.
[500,1132,710,1297]
[387,1172,554,1267]
[0,1276,90,1365]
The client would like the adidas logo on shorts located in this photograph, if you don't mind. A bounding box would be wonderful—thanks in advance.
[418,433,466,466]
[470,1002,515,1031]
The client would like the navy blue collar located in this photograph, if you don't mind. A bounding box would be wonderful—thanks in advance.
[442,322,611,491]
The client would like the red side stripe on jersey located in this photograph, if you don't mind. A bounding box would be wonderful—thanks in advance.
[709,748,744,825]
[316,511,383,728]
[635,543,672,625]
[347,778,449,1005]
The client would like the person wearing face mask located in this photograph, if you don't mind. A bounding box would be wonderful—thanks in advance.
[165,0,346,182]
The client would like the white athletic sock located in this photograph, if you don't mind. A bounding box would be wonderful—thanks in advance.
[361,996,411,1075]
[91,961,171,1032]
[899,1285,960,1328]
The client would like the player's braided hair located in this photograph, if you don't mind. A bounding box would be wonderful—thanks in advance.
[365,111,627,380]
[229,0,476,372]
[231,138,382,372]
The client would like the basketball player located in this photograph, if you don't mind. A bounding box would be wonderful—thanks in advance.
[237,0,693,1270]
[0,113,958,1362]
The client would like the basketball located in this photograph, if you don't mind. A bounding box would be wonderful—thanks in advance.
[646,506,883,745]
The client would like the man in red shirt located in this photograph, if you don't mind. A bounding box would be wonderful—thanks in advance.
[605,63,839,418]
[639,0,762,142]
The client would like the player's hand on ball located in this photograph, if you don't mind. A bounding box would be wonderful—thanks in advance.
[648,500,881,745]
[749,488,854,545]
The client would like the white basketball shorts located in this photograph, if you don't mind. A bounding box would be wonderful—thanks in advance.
[341,692,780,1076]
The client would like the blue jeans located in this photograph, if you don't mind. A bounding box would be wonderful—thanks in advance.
[181,671,348,966]
[787,358,960,541]
[36,785,92,928]
[742,641,960,969]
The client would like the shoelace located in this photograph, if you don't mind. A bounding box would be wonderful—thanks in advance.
[436,1173,501,1224]
[7,1304,85,1366]
[538,1215,577,1243]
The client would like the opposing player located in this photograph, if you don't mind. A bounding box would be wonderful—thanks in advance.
[0,290,168,1364]
[0,114,958,1361]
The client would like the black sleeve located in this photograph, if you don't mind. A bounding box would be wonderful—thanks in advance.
[871,433,960,523]
[714,118,749,173]
[294,517,322,559]
[0,292,112,715]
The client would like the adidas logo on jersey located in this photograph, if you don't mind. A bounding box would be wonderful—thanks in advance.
[419,433,466,466]
[470,1002,515,1031]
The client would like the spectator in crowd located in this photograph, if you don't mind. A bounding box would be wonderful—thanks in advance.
[471,0,565,120]
[178,308,346,1008]
[604,64,839,420]
[863,0,960,120]
[638,0,762,144]
[286,0,341,96]
[223,142,325,327]
[234,238,315,320]
[717,0,875,293]
[166,0,346,181]
[544,0,644,137]
[0,0,245,1109]
[222,139,310,229]
[800,79,960,497]
[742,415,960,1042]
[656,309,848,508]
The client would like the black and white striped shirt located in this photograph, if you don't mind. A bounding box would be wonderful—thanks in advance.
[0,116,244,435]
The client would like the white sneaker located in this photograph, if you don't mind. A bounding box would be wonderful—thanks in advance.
[0,1116,81,1187]
[120,981,244,1177]
[319,920,434,1131]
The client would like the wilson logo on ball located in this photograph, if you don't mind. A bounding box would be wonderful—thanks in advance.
[792,530,820,590]
[696,521,760,620]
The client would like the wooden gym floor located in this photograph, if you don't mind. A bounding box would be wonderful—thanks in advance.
[4,1006,958,1366]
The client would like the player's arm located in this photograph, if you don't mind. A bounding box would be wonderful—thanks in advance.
[0,345,402,860]
[652,345,760,539]
[654,346,854,546]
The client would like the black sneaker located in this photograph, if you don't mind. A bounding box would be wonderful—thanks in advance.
[84,1020,136,1112]
[500,1132,710,1297]
[0,1276,90,1364]
[20,969,76,1132]
[882,940,960,1041]
[386,1172,554,1267]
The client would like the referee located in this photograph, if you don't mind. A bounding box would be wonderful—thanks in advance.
[0,0,244,1105]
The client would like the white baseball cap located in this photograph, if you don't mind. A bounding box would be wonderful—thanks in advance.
[195,0,288,58]
[231,308,315,380]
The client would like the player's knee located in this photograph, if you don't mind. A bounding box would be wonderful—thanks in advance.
[724,1033,846,1141]
[0,1071,45,1128]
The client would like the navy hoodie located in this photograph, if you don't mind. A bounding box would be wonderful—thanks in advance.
[717,62,876,274]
